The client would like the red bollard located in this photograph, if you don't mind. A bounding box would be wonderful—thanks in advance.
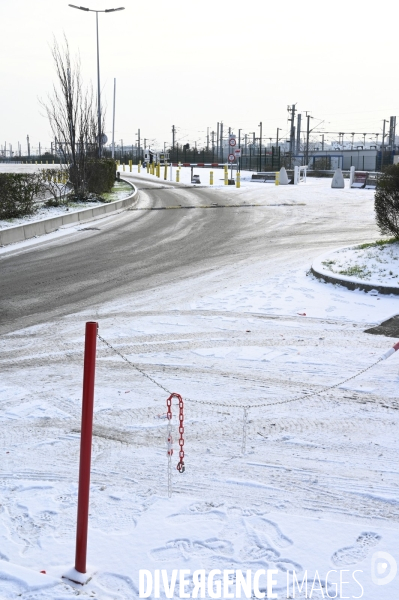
[75,321,98,574]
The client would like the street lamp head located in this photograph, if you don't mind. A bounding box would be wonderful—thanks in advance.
[69,4,125,11]
[68,4,90,10]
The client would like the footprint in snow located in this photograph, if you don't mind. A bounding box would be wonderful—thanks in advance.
[331,532,381,566]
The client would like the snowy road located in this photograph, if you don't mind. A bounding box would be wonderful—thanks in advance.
[0,174,379,335]
[0,176,398,598]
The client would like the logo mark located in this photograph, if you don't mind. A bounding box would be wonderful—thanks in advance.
[371,551,397,586]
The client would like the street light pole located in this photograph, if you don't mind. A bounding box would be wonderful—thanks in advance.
[95,11,101,158]
[111,78,116,159]
[68,5,125,159]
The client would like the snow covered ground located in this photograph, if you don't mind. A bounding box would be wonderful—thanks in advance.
[0,174,398,599]
[313,241,399,288]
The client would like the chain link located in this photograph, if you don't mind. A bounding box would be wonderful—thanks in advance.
[97,334,384,410]
[166,393,185,498]
[177,396,185,473]
[166,396,173,498]
[97,333,388,467]
[241,408,248,455]
[97,334,171,395]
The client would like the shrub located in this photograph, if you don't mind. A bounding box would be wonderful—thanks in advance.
[41,168,70,206]
[0,173,43,219]
[85,159,116,196]
[375,164,399,238]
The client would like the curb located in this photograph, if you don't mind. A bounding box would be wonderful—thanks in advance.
[311,247,399,296]
[0,179,138,247]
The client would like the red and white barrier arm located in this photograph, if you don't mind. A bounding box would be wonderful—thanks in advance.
[380,341,399,360]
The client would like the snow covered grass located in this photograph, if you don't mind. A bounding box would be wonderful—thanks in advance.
[315,239,399,287]
[0,199,104,230]
[0,175,134,230]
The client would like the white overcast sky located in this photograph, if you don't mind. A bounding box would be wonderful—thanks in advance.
[1,0,398,153]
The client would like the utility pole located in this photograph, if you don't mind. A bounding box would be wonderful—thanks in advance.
[27,134,30,158]
[296,114,301,154]
[381,119,388,171]
[389,116,397,149]
[321,134,324,151]
[136,129,141,162]
[111,78,116,158]
[287,104,296,156]
[172,124,176,150]
[238,129,241,149]
[216,122,219,163]
[211,130,215,161]
[305,113,311,166]
[275,128,280,170]
[220,122,223,163]
[206,127,209,151]
[259,121,262,171]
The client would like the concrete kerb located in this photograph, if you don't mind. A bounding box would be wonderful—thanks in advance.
[311,247,399,296]
[0,179,138,247]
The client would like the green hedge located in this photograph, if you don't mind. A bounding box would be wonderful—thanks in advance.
[375,164,399,238]
[85,159,116,195]
[0,173,42,219]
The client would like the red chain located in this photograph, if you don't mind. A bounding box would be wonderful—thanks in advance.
[166,393,185,473]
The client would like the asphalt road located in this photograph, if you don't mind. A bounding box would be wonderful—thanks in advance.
[0,175,378,336]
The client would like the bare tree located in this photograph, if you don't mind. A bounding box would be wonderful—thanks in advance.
[41,36,104,199]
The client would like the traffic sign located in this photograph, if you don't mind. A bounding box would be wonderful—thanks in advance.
[234,148,241,157]
[229,136,236,147]
[228,153,235,162]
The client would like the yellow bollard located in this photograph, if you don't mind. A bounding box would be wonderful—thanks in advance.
[210,170,213,185]
[138,161,141,173]
[176,169,180,182]
[275,172,280,186]
[147,162,150,173]
[129,160,132,172]
[236,172,240,188]
[224,170,228,185]
[164,164,167,180]
[157,163,161,178]
[123,163,125,171]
